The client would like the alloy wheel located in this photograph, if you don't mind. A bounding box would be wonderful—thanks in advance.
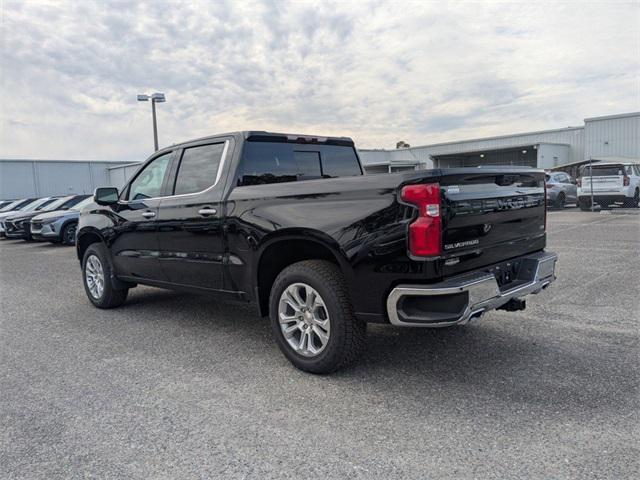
[85,254,105,299]
[278,282,330,357]
[64,224,76,244]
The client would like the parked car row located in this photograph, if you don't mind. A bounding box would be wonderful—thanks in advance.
[0,194,92,245]
[545,161,640,210]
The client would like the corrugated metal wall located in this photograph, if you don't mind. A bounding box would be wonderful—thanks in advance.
[584,113,640,160]
[360,127,585,169]
[0,160,132,199]
[107,163,143,189]
[0,162,37,198]
[359,113,640,171]
[537,144,570,169]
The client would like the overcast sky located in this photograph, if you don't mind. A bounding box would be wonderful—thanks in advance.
[1,0,638,161]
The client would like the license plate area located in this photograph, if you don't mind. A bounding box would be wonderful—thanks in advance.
[485,258,538,292]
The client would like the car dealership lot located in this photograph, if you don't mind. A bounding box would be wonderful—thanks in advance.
[1,210,638,479]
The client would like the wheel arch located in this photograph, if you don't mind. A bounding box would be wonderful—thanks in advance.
[60,218,79,240]
[76,227,106,263]
[254,230,351,317]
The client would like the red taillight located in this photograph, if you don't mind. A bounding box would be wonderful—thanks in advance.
[401,183,441,257]
[576,178,582,187]
[623,176,630,186]
[546,183,555,189]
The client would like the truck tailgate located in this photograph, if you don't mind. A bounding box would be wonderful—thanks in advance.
[436,169,546,277]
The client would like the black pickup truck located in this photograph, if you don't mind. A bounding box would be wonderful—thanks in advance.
[77,131,557,373]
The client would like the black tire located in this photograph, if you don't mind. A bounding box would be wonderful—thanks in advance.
[555,192,566,209]
[82,243,128,309]
[61,222,78,246]
[578,199,591,211]
[269,260,366,374]
[624,189,640,208]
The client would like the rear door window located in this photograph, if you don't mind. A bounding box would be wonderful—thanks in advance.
[173,143,226,195]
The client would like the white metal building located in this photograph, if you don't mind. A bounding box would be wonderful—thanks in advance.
[2,112,637,199]
[0,159,133,200]
[359,112,640,173]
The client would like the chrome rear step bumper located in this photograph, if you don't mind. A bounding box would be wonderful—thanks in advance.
[386,251,558,327]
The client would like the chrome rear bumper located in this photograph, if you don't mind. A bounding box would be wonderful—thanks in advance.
[386,251,558,327]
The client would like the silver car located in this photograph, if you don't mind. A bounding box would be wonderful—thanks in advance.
[545,171,577,209]
[30,195,93,245]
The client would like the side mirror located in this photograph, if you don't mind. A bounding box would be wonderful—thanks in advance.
[94,187,119,206]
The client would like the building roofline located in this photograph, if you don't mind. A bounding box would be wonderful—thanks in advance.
[359,126,584,153]
[360,140,572,155]
[427,142,571,158]
[404,127,584,150]
[584,112,640,122]
[0,158,133,163]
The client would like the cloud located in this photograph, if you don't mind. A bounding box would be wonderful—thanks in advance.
[1,0,638,160]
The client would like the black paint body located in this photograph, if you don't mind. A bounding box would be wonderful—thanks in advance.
[77,132,546,323]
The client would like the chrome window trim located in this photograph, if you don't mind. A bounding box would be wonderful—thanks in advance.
[120,140,230,204]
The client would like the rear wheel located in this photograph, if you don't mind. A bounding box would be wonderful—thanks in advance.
[269,260,366,374]
[555,192,566,209]
[624,189,640,208]
[82,243,128,308]
[61,222,77,246]
[579,198,591,211]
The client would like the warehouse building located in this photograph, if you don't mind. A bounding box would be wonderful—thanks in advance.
[358,112,640,175]
[0,159,133,200]
[2,112,638,199]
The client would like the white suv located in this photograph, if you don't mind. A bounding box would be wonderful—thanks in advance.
[577,162,640,210]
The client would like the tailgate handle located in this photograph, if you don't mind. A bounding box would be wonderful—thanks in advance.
[198,207,217,216]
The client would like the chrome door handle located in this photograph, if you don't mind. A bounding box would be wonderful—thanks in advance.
[142,211,156,219]
[198,208,217,216]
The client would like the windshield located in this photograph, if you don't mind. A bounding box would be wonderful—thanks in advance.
[71,196,94,210]
[41,196,73,211]
[35,198,58,211]
[20,198,52,212]
[0,200,22,212]
[61,195,90,209]
[581,165,625,177]
[18,199,44,212]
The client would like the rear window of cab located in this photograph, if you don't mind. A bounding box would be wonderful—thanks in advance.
[235,141,362,186]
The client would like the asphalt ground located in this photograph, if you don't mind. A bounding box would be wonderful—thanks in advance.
[1,209,639,479]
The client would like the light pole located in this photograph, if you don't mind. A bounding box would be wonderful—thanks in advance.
[137,92,166,151]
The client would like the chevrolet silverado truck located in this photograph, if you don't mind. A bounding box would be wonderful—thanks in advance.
[77,131,557,373]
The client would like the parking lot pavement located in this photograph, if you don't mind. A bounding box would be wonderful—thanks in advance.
[1,211,638,480]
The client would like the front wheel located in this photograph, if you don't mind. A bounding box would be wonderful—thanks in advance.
[61,222,77,246]
[82,243,128,308]
[269,260,366,374]
[555,192,566,209]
